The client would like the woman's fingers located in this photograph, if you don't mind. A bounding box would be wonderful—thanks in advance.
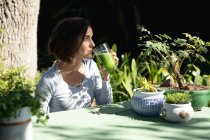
[110,51,119,65]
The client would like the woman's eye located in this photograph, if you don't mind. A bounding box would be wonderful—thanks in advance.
[84,36,89,41]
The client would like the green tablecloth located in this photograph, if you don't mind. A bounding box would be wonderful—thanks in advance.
[33,101,210,140]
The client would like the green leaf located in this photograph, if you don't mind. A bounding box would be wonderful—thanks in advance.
[120,79,133,97]
[131,59,137,88]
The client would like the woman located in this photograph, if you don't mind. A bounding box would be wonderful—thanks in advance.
[35,17,118,113]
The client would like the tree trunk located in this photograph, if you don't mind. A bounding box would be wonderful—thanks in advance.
[0,0,40,79]
[109,0,130,48]
[170,63,184,89]
[131,0,141,25]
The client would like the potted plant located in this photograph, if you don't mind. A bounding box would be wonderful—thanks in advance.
[131,77,165,116]
[137,25,210,111]
[0,64,48,140]
[161,92,194,123]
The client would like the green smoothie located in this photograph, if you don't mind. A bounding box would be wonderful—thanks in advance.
[96,52,117,73]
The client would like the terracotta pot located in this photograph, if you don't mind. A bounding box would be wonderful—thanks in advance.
[0,107,32,140]
[161,102,194,123]
[131,88,165,116]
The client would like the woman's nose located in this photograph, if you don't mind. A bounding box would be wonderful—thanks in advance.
[90,39,95,48]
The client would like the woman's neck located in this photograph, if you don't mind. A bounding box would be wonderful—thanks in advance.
[59,59,83,73]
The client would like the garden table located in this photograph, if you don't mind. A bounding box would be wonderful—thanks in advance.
[33,101,210,140]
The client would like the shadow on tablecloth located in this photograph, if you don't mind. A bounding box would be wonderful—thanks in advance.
[89,101,210,126]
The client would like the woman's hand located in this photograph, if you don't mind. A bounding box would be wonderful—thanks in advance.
[111,50,119,66]
[100,65,110,81]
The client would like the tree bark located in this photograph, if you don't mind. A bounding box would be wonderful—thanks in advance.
[170,63,184,89]
[0,0,40,79]
[109,0,130,48]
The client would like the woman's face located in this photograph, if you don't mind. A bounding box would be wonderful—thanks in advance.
[75,26,95,59]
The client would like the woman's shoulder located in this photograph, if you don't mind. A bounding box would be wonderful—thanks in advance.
[39,64,60,82]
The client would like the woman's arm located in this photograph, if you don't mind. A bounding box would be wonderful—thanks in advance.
[35,77,53,113]
[92,62,113,105]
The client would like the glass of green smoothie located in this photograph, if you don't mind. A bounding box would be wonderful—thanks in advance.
[93,43,117,73]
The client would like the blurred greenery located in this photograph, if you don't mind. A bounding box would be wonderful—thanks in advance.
[137,25,210,89]
[109,44,210,103]
[38,0,210,72]
[36,0,210,105]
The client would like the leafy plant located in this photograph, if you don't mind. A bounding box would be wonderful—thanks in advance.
[137,25,210,90]
[110,52,140,102]
[109,44,165,102]
[185,65,210,86]
[119,58,140,97]
[0,66,48,124]
[143,60,170,84]
[164,92,192,104]
[139,77,157,92]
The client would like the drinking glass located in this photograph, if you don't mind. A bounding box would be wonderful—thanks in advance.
[93,43,117,73]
